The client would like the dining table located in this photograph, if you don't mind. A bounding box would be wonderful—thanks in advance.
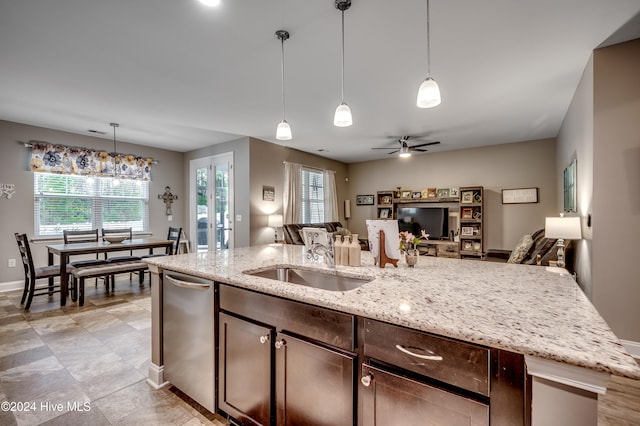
[47,237,174,306]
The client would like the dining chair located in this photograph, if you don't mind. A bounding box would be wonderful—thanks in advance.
[101,227,143,285]
[138,227,182,283]
[63,229,109,287]
[15,233,76,310]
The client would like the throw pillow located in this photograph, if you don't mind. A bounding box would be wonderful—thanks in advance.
[507,234,534,264]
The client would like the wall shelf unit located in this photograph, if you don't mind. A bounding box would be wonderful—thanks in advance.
[458,186,484,259]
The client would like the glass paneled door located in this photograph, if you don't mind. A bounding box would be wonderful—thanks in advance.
[190,153,234,252]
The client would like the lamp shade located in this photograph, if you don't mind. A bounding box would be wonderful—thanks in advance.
[276,120,292,140]
[416,77,441,108]
[334,102,353,127]
[268,214,283,228]
[545,216,582,240]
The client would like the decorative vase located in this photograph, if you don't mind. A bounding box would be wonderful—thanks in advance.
[405,248,419,267]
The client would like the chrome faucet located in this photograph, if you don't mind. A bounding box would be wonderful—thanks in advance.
[308,235,335,268]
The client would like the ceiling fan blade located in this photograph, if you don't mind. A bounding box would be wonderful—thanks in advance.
[411,148,428,152]
[410,141,441,148]
[387,150,399,155]
[371,147,397,150]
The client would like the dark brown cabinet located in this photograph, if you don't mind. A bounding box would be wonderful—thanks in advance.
[218,284,356,426]
[361,364,489,426]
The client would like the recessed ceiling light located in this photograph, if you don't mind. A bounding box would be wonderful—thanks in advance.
[198,0,221,6]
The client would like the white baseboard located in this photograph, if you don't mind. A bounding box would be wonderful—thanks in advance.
[0,280,23,293]
[621,339,640,360]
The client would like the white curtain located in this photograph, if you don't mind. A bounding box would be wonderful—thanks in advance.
[323,169,338,222]
[283,162,302,224]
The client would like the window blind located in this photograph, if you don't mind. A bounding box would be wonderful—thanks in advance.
[300,168,324,223]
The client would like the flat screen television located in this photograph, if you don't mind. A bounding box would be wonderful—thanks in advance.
[396,206,449,240]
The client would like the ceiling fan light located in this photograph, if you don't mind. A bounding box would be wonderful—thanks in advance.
[399,145,412,158]
[334,102,353,127]
[276,120,292,140]
[417,77,441,108]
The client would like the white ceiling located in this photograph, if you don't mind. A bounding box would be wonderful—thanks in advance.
[1,0,639,163]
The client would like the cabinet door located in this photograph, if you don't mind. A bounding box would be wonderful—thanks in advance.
[361,364,488,426]
[275,332,355,426]
[219,313,273,426]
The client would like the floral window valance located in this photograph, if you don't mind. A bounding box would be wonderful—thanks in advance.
[29,141,153,181]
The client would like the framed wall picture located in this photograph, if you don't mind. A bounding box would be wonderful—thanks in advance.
[356,194,374,205]
[502,187,538,204]
[262,185,275,201]
[563,159,577,212]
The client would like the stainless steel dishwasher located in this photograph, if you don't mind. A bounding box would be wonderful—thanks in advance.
[162,270,215,413]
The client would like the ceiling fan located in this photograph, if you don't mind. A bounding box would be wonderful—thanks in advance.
[372,136,441,157]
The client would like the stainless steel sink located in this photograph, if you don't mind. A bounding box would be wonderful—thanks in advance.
[244,266,372,292]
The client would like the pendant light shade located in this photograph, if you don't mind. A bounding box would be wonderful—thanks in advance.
[197,0,221,6]
[276,120,292,140]
[334,0,352,127]
[417,0,441,108]
[275,30,292,140]
[417,77,441,108]
[334,102,353,127]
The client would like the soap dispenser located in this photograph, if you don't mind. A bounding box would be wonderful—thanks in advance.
[348,234,361,267]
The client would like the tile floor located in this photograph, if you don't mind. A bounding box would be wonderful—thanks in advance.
[0,277,229,426]
[1,276,638,425]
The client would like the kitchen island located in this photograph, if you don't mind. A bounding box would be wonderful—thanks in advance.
[144,244,640,425]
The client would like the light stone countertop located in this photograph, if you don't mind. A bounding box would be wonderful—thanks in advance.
[144,243,640,380]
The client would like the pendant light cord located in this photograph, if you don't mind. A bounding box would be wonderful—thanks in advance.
[280,36,286,120]
[426,0,431,77]
[340,9,345,103]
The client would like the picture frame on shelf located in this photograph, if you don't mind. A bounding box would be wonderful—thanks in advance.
[462,240,473,250]
[461,226,474,236]
[421,189,430,199]
[450,187,459,198]
[437,188,450,198]
[461,208,473,219]
[472,226,480,236]
[356,194,374,205]
[379,208,390,219]
[461,191,474,204]
[400,190,412,199]
[473,210,482,220]
[427,188,437,198]
[380,195,392,205]
[412,191,422,199]
[473,241,481,251]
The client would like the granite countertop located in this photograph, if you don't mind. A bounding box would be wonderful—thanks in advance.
[144,244,640,380]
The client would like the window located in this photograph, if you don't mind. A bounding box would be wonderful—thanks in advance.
[34,173,149,237]
[300,168,324,223]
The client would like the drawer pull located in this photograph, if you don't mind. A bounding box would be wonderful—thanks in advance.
[275,339,286,349]
[360,374,373,387]
[259,335,270,344]
[395,344,443,361]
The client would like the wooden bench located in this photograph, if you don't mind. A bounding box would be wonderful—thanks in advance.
[71,261,149,306]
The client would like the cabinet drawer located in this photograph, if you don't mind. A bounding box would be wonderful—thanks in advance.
[363,319,489,396]
[219,284,355,351]
[361,363,488,426]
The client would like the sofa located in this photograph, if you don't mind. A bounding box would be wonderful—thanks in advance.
[282,222,369,250]
[485,228,573,271]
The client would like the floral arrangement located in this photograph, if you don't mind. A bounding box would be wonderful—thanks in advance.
[399,230,429,252]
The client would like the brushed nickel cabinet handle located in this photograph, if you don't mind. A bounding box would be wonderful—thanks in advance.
[259,335,269,344]
[275,339,286,349]
[361,374,373,387]
[395,344,443,361]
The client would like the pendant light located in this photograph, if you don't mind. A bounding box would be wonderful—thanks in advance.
[197,0,221,6]
[334,0,352,127]
[275,30,292,140]
[110,122,120,187]
[416,0,441,108]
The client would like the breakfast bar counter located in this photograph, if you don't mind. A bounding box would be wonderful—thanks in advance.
[144,243,640,425]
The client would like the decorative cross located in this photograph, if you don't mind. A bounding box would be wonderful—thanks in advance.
[1,183,15,199]
[158,186,178,215]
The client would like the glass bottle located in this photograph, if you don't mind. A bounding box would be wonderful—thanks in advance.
[334,235,344,266]
[348,234,361,267]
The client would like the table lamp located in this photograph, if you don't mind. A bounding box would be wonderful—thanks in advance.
[544,215,582,268]
[268,214,284,243]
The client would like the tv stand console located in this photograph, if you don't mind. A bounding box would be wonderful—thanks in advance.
[419,240,460,258]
